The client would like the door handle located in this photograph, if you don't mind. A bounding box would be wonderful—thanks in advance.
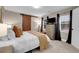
[72,28,74,30]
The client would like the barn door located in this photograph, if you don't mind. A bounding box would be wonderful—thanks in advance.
[22,15,31,31]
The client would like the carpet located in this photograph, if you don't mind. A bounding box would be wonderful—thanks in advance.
[32,40,79,53]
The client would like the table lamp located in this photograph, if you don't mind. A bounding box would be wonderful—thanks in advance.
[0,23,7,37]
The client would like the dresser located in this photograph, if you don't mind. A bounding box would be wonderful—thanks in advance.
[0,45,13,53]
[0,41,13,53]
[46,24,55,40]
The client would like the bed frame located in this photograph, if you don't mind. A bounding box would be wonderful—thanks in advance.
[25,47,40,53]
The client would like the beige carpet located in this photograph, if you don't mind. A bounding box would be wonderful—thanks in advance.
[32,40,79,53]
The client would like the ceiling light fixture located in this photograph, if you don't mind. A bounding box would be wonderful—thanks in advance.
[32,6,41,8]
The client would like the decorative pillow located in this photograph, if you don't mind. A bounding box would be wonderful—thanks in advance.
[12,26,21,37]
[18,28,23,35]
[7,30,16,40]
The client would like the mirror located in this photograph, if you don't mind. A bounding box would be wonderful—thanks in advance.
[0,6,5,23]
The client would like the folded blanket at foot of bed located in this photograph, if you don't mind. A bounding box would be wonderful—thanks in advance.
[28,31,48,51]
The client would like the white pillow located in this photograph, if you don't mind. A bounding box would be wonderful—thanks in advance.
[8,30,16,40]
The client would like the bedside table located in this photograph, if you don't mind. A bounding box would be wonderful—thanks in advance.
[0,42,13,53]
[0,45,13,53]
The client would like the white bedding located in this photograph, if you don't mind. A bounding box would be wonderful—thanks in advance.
[0,32,51,53]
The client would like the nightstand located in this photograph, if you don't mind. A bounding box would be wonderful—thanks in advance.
[0,45,13,53]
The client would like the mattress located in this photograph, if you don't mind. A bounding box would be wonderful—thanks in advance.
[12,32,40,53]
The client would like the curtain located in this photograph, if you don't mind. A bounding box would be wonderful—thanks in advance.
[40,17,43,32]
[66,10,72,44]
[55,14,61,41]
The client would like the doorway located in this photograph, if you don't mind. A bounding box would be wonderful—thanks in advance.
[59,13,70,42]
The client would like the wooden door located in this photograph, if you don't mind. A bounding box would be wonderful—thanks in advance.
[22,15,31,31]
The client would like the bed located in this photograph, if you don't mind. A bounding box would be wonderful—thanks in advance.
[0,31,51,53]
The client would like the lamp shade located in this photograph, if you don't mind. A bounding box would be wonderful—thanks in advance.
[0,23,7,37]
[7,24,12,29]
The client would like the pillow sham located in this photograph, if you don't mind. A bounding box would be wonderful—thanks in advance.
[7,30,16,40]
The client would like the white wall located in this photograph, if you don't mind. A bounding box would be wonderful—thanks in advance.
[72,7,79,49]
[2,10,41,31]
[2,10,22,29]
[31,17,41,32]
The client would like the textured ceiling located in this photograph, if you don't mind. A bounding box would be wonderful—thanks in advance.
[4,6,73,17]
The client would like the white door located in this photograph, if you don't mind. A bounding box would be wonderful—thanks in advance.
[72,7,79,49]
